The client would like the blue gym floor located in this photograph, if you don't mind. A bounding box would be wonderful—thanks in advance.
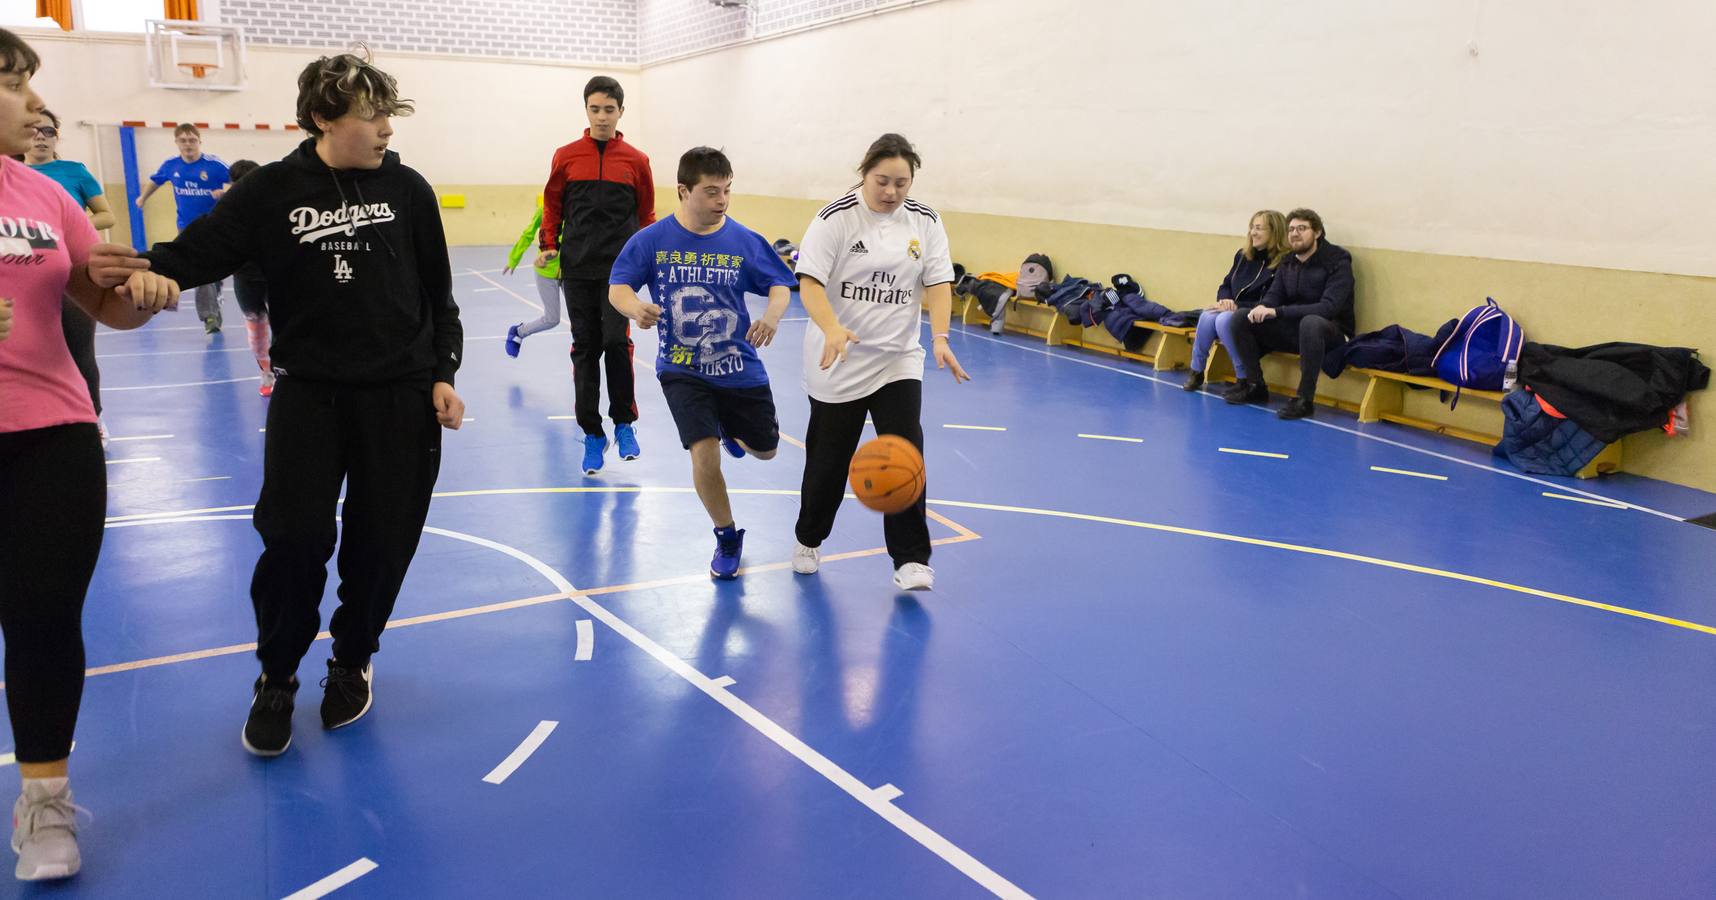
[8,245,1715,899]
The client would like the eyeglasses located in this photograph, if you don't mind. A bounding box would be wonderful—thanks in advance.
[32,126,56,138]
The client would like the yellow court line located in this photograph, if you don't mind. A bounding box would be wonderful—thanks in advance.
[924,498,1716,638]
[1370,466,1450,482]
[68,529,983,683]
[1543,492,1628,509]
[1078,434,1144,444]
[1219,448,1289,459]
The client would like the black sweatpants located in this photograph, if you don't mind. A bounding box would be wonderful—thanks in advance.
[0,424,105,763]
[60,300,100,416]
[564,276,637,436]
[250,378,442,680]
[795,378,931,569]
[1225,314,1348,400]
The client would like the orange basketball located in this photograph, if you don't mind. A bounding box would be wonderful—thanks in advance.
[848,435,925,515]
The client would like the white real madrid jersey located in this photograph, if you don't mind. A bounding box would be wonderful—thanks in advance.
[795,193,955,403]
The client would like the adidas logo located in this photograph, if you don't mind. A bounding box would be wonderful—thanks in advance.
[849,240,868,254]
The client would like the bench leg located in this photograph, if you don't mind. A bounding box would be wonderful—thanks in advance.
[959,295,991,327]
[1046,313,1079,347]
[1153,332,1191,371]
[1358,376,1403,424]
[1576,442,1624,479]
[1206,341,1236,383]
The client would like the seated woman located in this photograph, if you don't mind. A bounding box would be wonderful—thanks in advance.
[1183,209,1288,392]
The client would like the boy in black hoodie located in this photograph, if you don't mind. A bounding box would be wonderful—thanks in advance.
[143,53,465,757]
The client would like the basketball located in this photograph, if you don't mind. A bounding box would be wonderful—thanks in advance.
[848,435,925,515]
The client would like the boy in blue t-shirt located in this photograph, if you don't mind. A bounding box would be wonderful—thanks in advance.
[137,123,231,333]
[609,146,797,579]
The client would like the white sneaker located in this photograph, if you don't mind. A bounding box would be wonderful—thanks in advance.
[893,562,935,591]
[792,542,820,574]
[11,780,80,882]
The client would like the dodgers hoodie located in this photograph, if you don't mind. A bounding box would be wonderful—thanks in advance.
[144,138,463,386]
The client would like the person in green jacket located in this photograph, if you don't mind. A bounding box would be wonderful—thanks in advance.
[503,196,564,357]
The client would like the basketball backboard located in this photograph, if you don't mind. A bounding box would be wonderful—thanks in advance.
[145,20,246,92]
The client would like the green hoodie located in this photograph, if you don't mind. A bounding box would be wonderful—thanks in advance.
[507,205,560,279]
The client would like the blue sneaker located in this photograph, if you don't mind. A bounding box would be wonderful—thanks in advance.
[503,324,523,358]
[717,428,745,459]
[615,423,640,460]
[710,526,744,580]
[581,434,608,475]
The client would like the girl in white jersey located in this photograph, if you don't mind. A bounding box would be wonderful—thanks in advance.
[791,134,969,591]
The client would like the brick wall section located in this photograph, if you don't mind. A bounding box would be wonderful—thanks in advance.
[219,0,638,65]
[219,0,929,65]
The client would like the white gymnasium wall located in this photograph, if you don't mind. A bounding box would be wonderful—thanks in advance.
[21,29,640,189]
[638,0,1716,278]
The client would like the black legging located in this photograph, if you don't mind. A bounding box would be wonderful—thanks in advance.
[60,300,101,416]
[0,423,106,763]
[794,378,931,568]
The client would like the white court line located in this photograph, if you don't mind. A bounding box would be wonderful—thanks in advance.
[573,619,594,661]
[952,326,1684,521]
[1218,447,1289,459]
[943,424,1007,432]
[106,375,260,392]
[483,720,559,784]
[466,268,544,312]
[95,324,207,336]
[711,676,736,688]
[547,415,576,420]
[1544,492,1629,509]
[281,858,378,900]
[1371,465,1449,481]
[462,418,476,423]
[1078,433,1143,444]
[451,267,506,277]
[96,346,259,360]
[473,287,503,293]
[874,784,905,802]
[107,433,174,443]
[105,456,160,466]
[166,475,231,484]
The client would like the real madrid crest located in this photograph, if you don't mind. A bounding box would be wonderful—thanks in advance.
[908,238,922,260]
[200,171,209,181]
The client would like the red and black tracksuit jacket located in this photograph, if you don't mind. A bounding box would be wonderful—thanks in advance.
[541,129,655,281]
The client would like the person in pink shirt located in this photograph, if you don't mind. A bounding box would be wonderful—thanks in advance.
[0,29,180,883]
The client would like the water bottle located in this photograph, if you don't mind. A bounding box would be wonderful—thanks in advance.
[1502,359,1518,391]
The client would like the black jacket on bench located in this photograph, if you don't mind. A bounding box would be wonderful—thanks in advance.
[1259,240,1356,337]
[1518,342,1709,443]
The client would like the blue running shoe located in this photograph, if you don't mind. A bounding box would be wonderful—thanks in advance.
[581,434,608,475]
[717,427,745,459]
[504,324,523,358]
[710,526,744,580]
[615,423,640,460]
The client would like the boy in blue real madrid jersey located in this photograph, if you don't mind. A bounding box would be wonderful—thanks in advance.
[137,123,231,333]
[608,146,797,579]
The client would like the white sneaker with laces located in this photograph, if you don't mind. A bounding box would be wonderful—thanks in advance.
[792,542,820,575]
[893,562,935,591]
[11,779,81,882]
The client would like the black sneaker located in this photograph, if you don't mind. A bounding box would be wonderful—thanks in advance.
[1278,397,1316,420]
[1181,371,1205,392]
[320,659,373,730]
[242,675,297,757]
[1223,379,1270,405]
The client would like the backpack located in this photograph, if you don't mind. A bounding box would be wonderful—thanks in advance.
[1432,297,1523,405]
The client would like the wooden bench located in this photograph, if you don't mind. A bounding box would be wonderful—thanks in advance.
[952,289,1623,478]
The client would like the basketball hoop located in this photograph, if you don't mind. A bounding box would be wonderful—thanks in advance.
[145,21,246,92]
[177,62,218,79]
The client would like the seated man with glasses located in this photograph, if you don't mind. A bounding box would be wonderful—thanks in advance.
[1214,207,1356,420]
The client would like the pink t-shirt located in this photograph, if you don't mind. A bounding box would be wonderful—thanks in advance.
[0,155,101,434]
